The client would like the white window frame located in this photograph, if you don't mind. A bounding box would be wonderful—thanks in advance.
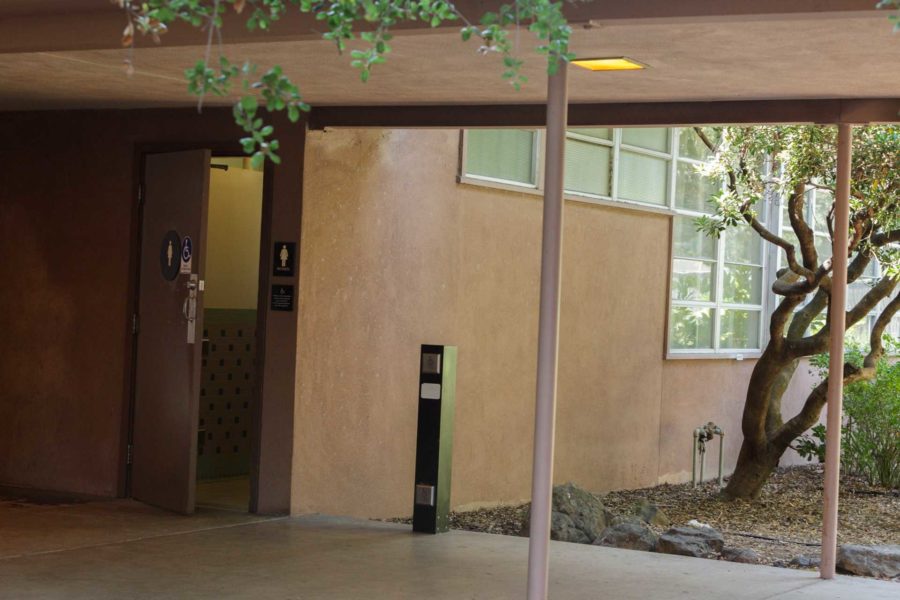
[458,129,676,216]
[665,137,770,359]
[458,129,542,191]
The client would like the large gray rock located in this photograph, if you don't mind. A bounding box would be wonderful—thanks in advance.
[721,547,761,564]
[789,554,820,569]
[550,512,591,544]
[610,514,644,527]
[594,522,658,552]
[656,525,725,558]
[552,483,611,542]
[633,499,670,528]
[836,544,900,579]
[523,483,610,543]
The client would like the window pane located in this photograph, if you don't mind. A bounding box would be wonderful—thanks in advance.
[845,319,870,347]
[622,128,669,152]
[568,128,611,141]
[720,309,761,349]
[465,129,535,184]
[813,190,833,232]
[617,151,669,205]
[723,264,763,305]
[673,216,716,259]
[564,138,611,196]
[669,307,714,350]
[848,279,875,308]
[675,161,719,213]
[887,313,900,342]
[672,259,715,301]
[863,257,879,278]
[815,235,832,263]
[725,224,762,265]
[678,127,719,160]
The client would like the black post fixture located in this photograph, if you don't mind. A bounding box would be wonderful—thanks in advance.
[412,344,457,534]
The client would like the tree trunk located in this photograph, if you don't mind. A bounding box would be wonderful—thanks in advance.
[722,441,782,500]
[722,347,792,500]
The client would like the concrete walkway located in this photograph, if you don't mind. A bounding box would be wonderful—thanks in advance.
[0,499,895,599]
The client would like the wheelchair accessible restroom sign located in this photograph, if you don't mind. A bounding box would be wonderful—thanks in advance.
[180,236,193,275]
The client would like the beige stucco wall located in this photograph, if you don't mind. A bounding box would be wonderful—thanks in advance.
[293,128,814,519]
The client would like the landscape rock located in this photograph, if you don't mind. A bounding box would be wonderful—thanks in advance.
[522,483,609,543]
[789,554,820,569]
[593,522,658,552]
[721,547,761,564]
[610,514,644,527]
[656,525,725,558]
[836,544,900,579]
[549,512,591,544]
[633,499,670,528]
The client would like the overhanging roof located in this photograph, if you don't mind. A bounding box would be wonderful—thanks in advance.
[0,1,897,120]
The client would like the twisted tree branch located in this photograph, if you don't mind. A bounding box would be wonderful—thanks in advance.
[787,183,819,271]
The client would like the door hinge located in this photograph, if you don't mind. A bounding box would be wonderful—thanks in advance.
[132,313,139,335]
[137,184,144,205]
[126,444,134,465]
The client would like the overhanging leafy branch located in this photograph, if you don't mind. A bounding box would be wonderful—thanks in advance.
[115,0,574,166]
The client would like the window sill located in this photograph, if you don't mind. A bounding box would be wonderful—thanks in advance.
[457,175,677,217]
[665,351,762,361]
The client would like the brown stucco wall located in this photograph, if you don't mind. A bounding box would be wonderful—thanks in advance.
[294,128,817,519]
[295,129,668,518]
[0,109,301,510]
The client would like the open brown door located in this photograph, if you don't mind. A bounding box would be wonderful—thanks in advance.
[132,150,210,514]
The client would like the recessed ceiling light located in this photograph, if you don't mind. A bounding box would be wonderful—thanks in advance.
[572,57,647,71]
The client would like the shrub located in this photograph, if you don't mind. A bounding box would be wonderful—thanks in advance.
[794,341,900,489]
[842,358,900,488]
[794,424,826,464]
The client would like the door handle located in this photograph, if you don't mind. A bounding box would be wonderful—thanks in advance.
[184,274,199,344]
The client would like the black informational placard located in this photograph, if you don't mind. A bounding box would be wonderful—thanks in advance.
[270,285,294,312]
[273,241,296,277]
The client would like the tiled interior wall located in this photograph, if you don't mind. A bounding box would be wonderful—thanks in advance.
[198,309,257,480]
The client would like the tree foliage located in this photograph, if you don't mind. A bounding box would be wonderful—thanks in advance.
[691,125,900,499]
[114,0,574,168]
[797,341,900,489]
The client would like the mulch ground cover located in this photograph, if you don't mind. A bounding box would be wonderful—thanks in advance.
[389,465,899,569]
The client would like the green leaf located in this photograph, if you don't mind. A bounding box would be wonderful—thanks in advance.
[241,95,258,113]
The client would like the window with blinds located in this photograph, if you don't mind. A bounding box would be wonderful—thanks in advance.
[464,129,537,186]
[462,127,671,208]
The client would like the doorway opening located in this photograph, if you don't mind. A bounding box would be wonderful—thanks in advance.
[195,156,265,512]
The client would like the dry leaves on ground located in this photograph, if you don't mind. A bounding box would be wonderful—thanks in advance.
[388,466,899,568]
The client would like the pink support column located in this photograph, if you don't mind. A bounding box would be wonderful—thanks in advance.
[526,60,568,600]
[820,123,852,579]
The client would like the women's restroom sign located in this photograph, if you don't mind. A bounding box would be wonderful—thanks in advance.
[180,237,193,275]
[273,241,296,277]
[160,230,181,281]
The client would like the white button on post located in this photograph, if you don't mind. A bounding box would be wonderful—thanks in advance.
[420,383,441,400]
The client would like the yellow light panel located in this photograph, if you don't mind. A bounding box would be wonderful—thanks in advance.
[572,57,647,72]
